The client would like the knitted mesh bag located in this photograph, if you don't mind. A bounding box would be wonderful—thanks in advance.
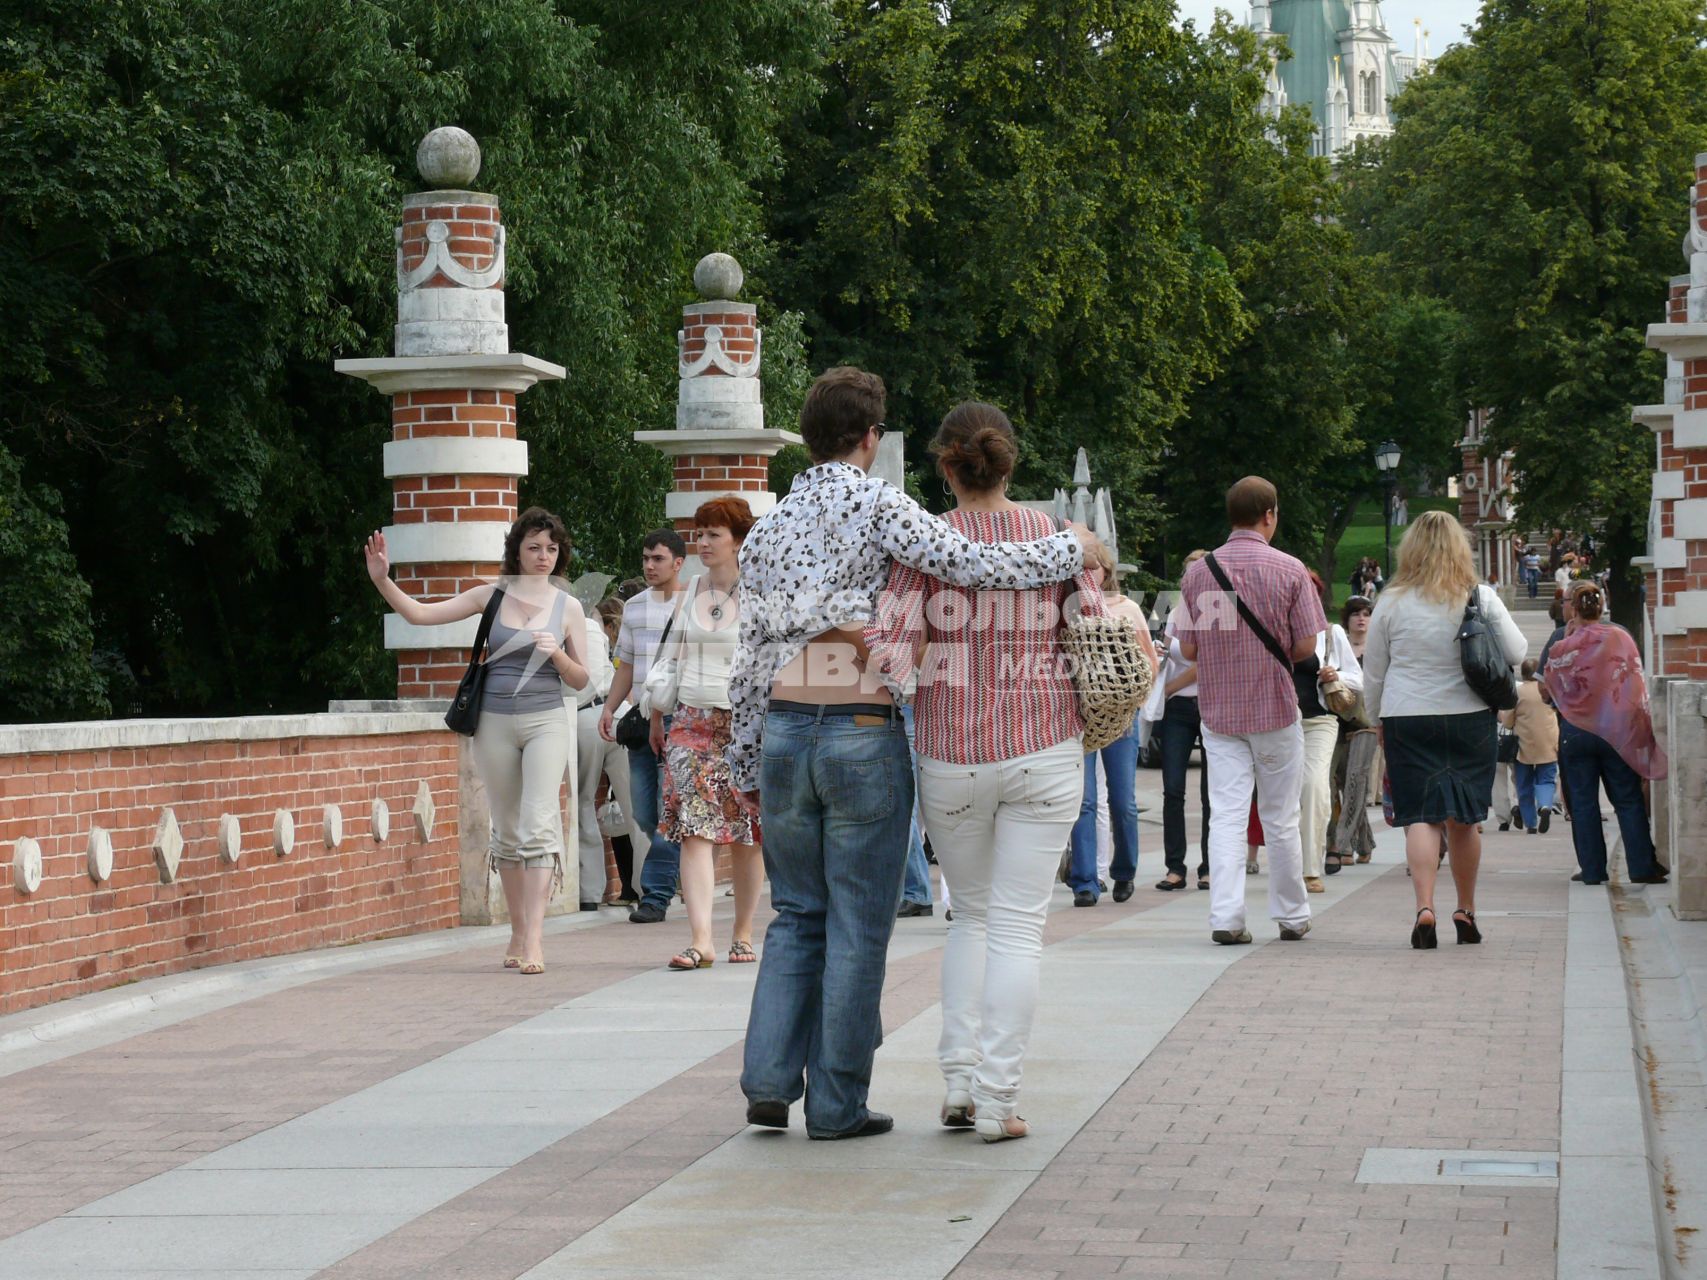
[1061,610,1154,753]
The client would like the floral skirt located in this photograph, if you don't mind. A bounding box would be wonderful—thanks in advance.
[661,705,761,846]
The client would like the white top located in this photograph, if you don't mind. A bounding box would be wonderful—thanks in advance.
[675,578,741,712]
[1362,583,1526,721]
[1162,616,1197,699]
[575,619,615,709]
[1315,624,1365,693]
[1554,566,1572,590]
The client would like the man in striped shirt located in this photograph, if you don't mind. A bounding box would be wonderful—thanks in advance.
[1177,477,1325,946]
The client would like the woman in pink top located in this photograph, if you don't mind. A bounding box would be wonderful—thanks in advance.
[867,403,1101,1144]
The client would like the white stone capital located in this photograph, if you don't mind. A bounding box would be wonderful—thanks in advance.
[632,428,802,459]
[382,521,509,565]
[385,615,483,649]
[665,490,777,520]
[384,437,529,479]
[1633,404,1676,429]
[1646,322,1707,359]
[1655,470,1687,501]
[335,353,565,395]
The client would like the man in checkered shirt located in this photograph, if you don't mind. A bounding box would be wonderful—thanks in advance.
[1177,476,1326,945]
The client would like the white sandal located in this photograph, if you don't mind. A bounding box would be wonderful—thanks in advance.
[974,1114,1028,1143]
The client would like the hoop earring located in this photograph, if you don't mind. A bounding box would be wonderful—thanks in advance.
[942,479,954,498]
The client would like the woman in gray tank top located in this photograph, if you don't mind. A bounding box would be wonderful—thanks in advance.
[365,508,589,975]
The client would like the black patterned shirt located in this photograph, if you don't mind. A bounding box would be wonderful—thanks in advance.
[725,461,1083,790]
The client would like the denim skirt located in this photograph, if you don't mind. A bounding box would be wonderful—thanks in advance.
[1382,710,1497,826]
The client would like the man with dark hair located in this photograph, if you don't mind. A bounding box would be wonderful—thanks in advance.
[1177,476,1324,946]
[729,365,1097,1141]
[599,529,688,922]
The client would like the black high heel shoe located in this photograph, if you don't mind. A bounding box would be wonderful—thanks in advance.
[1452,909,1481,945]
[1411,907,1437,950]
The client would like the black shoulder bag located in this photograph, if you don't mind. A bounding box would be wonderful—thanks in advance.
[1203,552,1295,674]
[1458,585,1519,711]
[444,587,505,736]
[614,604,682,750]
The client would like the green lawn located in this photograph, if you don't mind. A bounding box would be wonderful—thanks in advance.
[1328,497,1459,605]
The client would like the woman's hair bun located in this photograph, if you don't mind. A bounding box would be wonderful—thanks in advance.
[932,403,1018,493]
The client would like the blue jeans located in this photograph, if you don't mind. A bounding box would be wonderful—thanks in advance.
[900,704,932,907]
[1067,730,1138,896]
[1514,760,1557,830]
[1160,696,1210,878]
[628,724,681,912]
[1557,721,1661,880]
[741,706,914,1136]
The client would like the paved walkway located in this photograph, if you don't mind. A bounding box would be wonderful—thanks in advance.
[0,769,1659,1280]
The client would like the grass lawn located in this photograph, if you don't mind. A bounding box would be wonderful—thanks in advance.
[1328,497,1459,605]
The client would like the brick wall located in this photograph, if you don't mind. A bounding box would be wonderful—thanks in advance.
[0,715,461,1016]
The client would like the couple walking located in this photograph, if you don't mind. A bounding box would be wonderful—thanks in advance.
[730,368,1103,1143]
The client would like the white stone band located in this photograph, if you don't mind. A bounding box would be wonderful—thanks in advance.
[1655,470,1687,501]
[1655,591,1707,634]
[336,353,565,395]
[382,521,510,565]
[0,712,448,756]
[384,438,529,479]
[678,378,762,406]
[1668,408,1707,448]
[385,615,483,649]
[665,490,777,520]
[678,401,764,432]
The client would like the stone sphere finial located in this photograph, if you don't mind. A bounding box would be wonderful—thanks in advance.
[417,127,481,188]
[694,253,744,300]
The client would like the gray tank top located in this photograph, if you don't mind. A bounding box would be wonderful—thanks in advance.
[482,589,570,715]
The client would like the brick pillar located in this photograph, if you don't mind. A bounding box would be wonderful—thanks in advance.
[634,253,802,564]
[335,127,564,698]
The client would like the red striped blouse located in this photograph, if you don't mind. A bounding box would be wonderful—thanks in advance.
[866,506,1103,765]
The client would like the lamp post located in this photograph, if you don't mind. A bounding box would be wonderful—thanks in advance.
[1374,439,1402,579]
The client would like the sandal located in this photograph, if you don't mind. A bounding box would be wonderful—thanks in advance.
[729,941,757,964]
[669,947,713,971]
[503,956,521,970]
[1356,852,1372,864]
[1452,908,1482,945]
[974,1114,1029,1143]
[520,961,545,976]
[1155,874,1187,892]
[941,1089,975,1129]
[1411,907,1437,950]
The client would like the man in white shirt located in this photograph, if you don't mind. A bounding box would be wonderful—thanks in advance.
[599,532,687,923]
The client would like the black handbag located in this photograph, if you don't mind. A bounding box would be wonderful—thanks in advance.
[443,588,505,736]
[1458,585,1518,712]
[613,604,682,750]
[1497,730,1520,764]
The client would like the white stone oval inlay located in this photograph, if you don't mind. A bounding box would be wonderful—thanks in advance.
[371,798,391,844]
[87,827,113,884]
[217,813,242,866]
[323,804,343,851]
[273,809,295,858]
[411,780,435,842]
[12,836,43,895]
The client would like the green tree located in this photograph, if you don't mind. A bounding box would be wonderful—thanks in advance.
[1344,0,1707,626]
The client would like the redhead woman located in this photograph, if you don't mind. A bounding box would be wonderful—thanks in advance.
[365,509,589,974]
[660,497,764,970]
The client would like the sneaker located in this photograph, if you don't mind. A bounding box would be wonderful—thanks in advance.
[896,900,934,918]
[1211,928,1253,945]
[628,902,667,924]
[1304,876,1326,893]
[1279,921,1311,941]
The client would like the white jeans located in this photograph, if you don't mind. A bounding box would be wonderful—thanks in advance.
[575,703,642,903]
[1299,716,1340,879]
[1095,755,1113,882]
[918,738,1083,1120]
[1492,761,1514,820]
[1202,722,1309,934]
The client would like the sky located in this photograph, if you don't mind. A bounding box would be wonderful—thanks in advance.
[1173,1,1487,54]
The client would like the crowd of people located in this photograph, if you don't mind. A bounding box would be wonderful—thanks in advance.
[362,364,1672,1143]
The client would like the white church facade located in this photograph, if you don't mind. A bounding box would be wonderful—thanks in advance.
[1250,1,1428,157]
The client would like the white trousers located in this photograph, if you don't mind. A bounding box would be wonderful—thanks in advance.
[1094,755,1113,882]
[472,706,573,868]
[574,703,642,903]
[918,738,1083,1119]
[1492,761,1514,821]
[1298,716,1340,879]
[1202,722,1309,933]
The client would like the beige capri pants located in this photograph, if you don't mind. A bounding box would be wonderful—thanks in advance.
[472,706,573,878]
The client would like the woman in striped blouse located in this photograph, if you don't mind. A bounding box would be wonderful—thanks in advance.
[867,402,1102,1144]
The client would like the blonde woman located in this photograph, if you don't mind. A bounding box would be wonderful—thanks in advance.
[1362,512,1525,949]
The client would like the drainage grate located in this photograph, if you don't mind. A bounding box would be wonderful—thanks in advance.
[1441,1157,1557,1178]
[1357,1148,1561,1187]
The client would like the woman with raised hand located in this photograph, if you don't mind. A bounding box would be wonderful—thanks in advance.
[1544,581,1668,885]
[1362,511,1524,949]
[364,509,589,975]
[660,497,764,971]
[866,402,1103,1144]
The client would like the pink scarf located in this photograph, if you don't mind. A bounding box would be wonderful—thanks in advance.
[1542,622,1667,779]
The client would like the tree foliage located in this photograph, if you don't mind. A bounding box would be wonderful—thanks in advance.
[1343,0,1707,621]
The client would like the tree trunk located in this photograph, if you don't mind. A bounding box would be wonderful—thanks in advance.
[1315,498,1363,611]
[1602,514,1645,649]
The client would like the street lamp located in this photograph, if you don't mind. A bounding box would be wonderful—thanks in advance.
[1374,439,1401,579]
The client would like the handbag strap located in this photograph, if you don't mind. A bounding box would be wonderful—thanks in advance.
[1203,552,1294,673]
[471,586,505,664]
[652,580,694,666]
